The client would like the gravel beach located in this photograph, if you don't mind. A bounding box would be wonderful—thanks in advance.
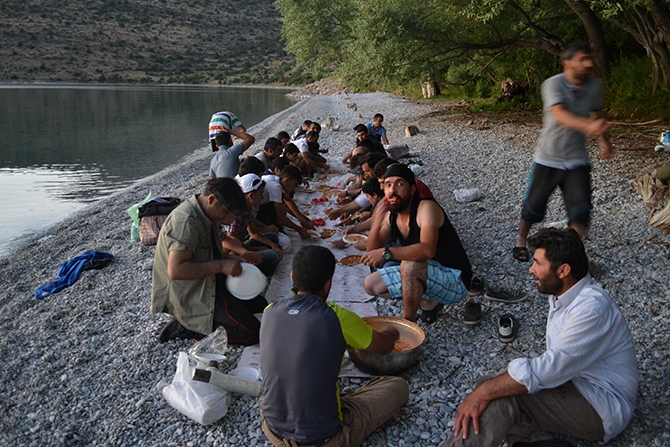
[1,92,669,447]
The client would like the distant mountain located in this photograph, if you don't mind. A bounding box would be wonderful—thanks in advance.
[0,0,297,84]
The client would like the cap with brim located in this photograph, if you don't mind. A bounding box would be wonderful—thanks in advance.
[238,174,265,193]
[383,164,415,185]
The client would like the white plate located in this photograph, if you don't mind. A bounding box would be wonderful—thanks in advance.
[342,234,368,244]
[226,263,266,300]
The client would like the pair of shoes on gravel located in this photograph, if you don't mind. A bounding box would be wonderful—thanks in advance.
[512,246,530,262]
[416,303,444,324]
[485,287,528,304]
[498,313,518,343]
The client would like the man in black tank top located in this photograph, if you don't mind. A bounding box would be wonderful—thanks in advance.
[361,165,472,323]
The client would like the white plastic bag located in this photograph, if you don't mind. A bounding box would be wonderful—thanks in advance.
[453,188,482,203]
[162,352,230,425]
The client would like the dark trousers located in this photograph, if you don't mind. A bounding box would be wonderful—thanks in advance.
[257,202,279,228]
[213,284,267,346]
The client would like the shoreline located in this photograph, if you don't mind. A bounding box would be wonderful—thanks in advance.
[0,82,301,90]
[0,92,668,446]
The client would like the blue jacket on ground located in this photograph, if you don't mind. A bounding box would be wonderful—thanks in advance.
[35,251,114,299]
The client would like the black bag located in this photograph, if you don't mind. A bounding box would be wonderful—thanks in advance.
[138,197,182,218]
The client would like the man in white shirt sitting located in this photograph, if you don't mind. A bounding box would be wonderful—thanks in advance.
[442,227,638,447]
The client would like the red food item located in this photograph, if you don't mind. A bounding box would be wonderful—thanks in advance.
[311,197,328,205]
[312,218,326,226]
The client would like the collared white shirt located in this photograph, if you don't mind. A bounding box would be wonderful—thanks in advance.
[508,275,638,442]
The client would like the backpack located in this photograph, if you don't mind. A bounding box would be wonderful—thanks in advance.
[138,197,182,245]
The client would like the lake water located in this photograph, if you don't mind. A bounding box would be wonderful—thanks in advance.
[0,85,297,257]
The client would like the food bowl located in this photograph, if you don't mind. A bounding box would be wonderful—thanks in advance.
[347,316,425,375]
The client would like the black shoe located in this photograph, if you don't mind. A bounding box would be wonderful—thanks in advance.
[416,303,444,324]
[463,299,483,326]
[157,317,182,343]
[468,276,485,297]
[498,313,518,343]
[485,287,528,304]
[512,439,574,447]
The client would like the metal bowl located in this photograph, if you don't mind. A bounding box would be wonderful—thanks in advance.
[347,316,425,375]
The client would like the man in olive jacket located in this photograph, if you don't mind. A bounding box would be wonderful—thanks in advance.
[151,178,267,345]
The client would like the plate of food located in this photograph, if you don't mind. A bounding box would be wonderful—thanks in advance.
[320,229,336,239]
[342,234,367,244]
[322,189,341,198]
[316,185,332,192]
[338,255,362,266]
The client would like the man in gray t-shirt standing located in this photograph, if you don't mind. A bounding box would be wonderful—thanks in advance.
[513,42,612,262]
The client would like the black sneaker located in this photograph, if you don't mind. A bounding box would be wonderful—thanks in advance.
[157,317,182,343]
[484,287,528,304]
[498,313,518,343]
[463,299,483,326]
[468,276,485,297]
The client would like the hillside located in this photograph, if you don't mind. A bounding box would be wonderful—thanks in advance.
[0,0,297,84]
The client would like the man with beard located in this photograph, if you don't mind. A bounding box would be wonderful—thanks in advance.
[362,164,472,324]
[513,43,612,263]
[442,228,638,447]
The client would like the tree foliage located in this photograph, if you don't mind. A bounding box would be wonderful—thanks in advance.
[276,0,670,103]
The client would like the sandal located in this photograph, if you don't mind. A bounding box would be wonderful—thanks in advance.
[512,246,529,262]
[416,303,444,324]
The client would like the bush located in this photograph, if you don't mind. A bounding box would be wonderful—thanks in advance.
[605,57,670,121]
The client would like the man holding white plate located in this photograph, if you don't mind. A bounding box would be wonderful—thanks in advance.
[151,177,268,346]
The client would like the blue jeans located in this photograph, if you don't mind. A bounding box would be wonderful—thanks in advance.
[244,233,280,276]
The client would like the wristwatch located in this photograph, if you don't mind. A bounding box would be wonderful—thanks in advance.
[383,247,393,262]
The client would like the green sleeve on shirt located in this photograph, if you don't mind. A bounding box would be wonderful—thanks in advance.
[329,303,373,350]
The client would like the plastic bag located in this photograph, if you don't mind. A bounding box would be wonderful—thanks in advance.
[453,188,482,203]
[127,191,153,243]
[162,352,230,425]
[188,326,228,358]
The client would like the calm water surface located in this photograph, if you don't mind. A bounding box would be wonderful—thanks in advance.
[0,85,296,257]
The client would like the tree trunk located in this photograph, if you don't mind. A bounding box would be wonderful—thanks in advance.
[564,0,609,78]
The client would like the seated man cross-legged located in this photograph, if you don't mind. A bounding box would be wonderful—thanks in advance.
[260,245,409,447]
[151,178,267,346]
[362,164,472,324]
[442,228,638,447]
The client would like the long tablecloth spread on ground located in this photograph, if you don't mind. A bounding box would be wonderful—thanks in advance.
[237,159,377,377]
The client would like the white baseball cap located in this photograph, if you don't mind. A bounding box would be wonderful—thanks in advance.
[237,174,265,193]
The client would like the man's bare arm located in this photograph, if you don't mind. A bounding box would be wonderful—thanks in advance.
[167,249,242,280]
[300,151,329,170]
[366,200,442,267]
[224,128,255,151]
[284,195,315,229]
[592,110,613,159]
[222,234,263,265]
[550,104,610,138]
[366,325,399,354]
